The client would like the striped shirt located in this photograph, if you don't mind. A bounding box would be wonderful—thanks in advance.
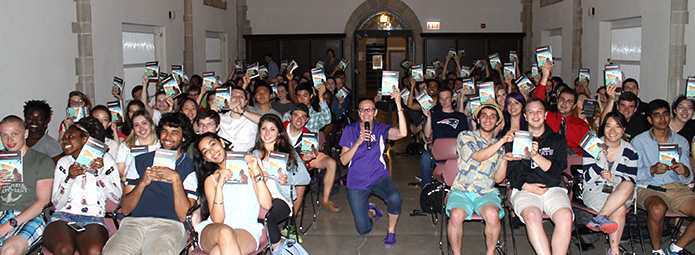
[581,139,638,191]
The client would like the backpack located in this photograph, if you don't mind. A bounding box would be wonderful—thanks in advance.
[419,181,448,214]
[272,238,309,255]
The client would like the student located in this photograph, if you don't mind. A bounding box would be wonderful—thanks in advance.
[669,95,695,146]
[44,117,122,255]
[0,115,55,254]
[581,112,637,255]
[23,100,63,162]
[541,87,590,155]
[215,86,262,153]
[506,97,573,255]
[600,87,649,141]
[103,112,198,255]
[447,103,515,255]
[265,54,280,80]
[90,105,120,159]
[118,100,148,140]
[192,132,272,255]
[622,78,648,116]
[248,82,282,118]
[271,83,294,115]
[632,99,695,255]
[115,111,160,178]
[497,92,527,139]
[339,89,407,247]
[59,91,94,139]
[282,83,331,134]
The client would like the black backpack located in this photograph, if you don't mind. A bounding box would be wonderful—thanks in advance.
[420,181,448,214]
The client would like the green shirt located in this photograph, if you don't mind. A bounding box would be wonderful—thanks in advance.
[0,149,55,211]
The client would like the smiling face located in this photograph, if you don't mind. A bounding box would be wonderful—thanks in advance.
[496,89,507,107]
[156,94,169,111]
[159,125,184,151]
[426,81,439,96]
[289,110,309,131]
[254,86,271,105]
[603,116,625,143]
[259,120,279,145]
[557,92,577,116]
[230,88,247,108]
[132,115,152,140]
[524,101,547,129]
[197,117,219,134]
[617,100,637,119]
[477,108,499,133]
[91,109,111,130]
[68,95,85,108]
[198,136,225,165]
[358,100,377,123]
[61,127,87,157]
[0,121,28,152]
[24,108,49,137]
[507,97,523,117]
[181,100,197,122]
[674,99,694,123]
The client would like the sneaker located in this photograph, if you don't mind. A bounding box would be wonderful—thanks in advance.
[664,247,683,255]
[384,232,396,247]
[368,203,383,222]
[586,214,618,234]
[319,200,341,212]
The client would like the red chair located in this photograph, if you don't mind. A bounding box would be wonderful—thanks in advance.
[431,138,457,184]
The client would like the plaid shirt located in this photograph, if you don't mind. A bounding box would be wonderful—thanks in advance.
[283,102,332,133]
[452,130,503,195]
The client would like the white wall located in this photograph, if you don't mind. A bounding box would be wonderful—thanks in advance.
[531,0,574,80]
[247,0,521,34]
[192,2,237,80]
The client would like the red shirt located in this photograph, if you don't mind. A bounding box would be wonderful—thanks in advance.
[545,111,589,155]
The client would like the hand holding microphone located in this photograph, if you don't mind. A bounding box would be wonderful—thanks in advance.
[364,122,371,150]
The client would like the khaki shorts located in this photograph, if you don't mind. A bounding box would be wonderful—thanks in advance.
[511,187,573,223]
[636,182,695,214]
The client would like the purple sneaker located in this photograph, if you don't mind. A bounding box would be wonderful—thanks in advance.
[368,203,383,222]
[586,214,618,234]
[384,232,396,247]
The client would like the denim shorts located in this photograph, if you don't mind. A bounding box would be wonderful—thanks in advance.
[49,212,107,232]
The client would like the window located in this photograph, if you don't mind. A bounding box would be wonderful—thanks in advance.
[122,24,165,101]
[206,32,227,80]
[610,23,641,82]
[542,28,562,78]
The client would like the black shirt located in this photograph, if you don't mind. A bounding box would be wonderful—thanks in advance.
[677,119,695,147]
[624,115,649,142]
[430,109,468,141]
[505,124,569,190]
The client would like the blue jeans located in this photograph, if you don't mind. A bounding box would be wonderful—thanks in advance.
[346,177,402,235]
[420,149,444,188]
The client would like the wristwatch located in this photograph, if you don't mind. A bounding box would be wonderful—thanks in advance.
[8,218,17,227]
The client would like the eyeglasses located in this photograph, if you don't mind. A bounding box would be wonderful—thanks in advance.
[358,108,375,113]
[69,99,84,106]
[677,105,694,112]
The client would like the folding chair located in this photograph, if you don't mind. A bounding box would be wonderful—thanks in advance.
[429,138,457,226]
[296,131,328,234]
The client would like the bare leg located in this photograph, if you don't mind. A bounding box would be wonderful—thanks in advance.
[520,207,551,255]
[598,181,634,216]
[387,213,399,234]
[447,208,468,255]
[480,204,502,255]
[312,153,339,206]
[644,196,668,250]
[0,235,29,255]
[43,221,77,255]
[550,208,572,255]
[674,199,695,249]
[607,205,628,254]
[293,185,307,215]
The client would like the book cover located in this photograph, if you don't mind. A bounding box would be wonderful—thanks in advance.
[531,64,539,77]
[235,60,244,73]
[270,83,279,98]
[311,68,326,88]
[687,76,695,99]
[400,88,410,102]
[459,65,471,78]
[468,97,481,114]
[225,152,249,184]
[503,63,515,79]
[510,51,518,62]
[202,72,215,91]
[280,60,288,71]
[301,132,319,154]
[259,65,269,78]
[488,53,501,70]
[107,101,123,123]
[658,144,680,167]
[336,87,351,100]
[447,48,457,58]
[400,59,411,70]
[478,81,496,104]
[411,65,424,82]
[213,87,231,110]
[579,68,590,83]
[458,49,465,56]
[337,59,350,70]
[66,106,86,122]
[515,76,535,96]
[162,76,181,98]
[462,77,476,95]
[316,61,324,70]
[112,77,123,97]
[535,46,552,68]
[473,60,485,71]
[512,130,533,159]
[583,99,598,117]
[416,91,435,110]
[604,65,622,87]
[246,63,260,79]
[75,136,108,169]
[266,151,288,180]
[171,65,184,83]
[580,131,606,159]
[0,141,4,151]
[431,59,442,69]
[0,151,22,183]
[425,65,436,78]
[130,145,148,158]
[381,71,399,96]
[287,60,298,73]
[145,61,159,79]
[153,149,177,173]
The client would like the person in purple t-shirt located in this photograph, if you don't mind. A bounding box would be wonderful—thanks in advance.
[339,88,407,248]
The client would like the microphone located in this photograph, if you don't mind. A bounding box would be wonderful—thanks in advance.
[365,122,371,150]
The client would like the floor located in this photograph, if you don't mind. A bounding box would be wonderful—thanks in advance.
[296,131,694,255]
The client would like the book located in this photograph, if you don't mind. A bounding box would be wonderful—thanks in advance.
[0,141,4,151]
[478,81,495,104]
[316,61,324,70]
[301,132,319,154]
[578,68,590,83]
[270,83,279,98]
[107,101,123,123]
[531,64,539,77]
[510,51,518,62]
[171,65,184,83]
[213,87,231,110]
[458,49,466,56]
[658,144,680,167]
[503,63,515,79]
[687,76,695,99]
[381,71,399,96]
[112,77,123,97]
[580,131,606,159]
[145,61,159,79]
[259,65,269,78]
[153,149,177,169]
[473,60,485,70]
[604,65,622,87]
[287,60,298,74]
[202,72,215,91]
[280,60,288,71]
[311,68,326,88]
[416,91,435,110]
[225,152,249,184]
[535,46,552,68]
[372,55,383,70]
[515,76,535,96]
[162,76,181,98]
[337,59,350,70]
[488,53,501,69]
[400,88,410,102]
[462,77,476,95]
[75,136,108,169]
[447,48,457,58]
[234,60,244,73]
[0,151,22,183]
[511,130,533,159]
[266,151,288,180]
[432,59,442,69]
[66,106,86,122]
[425,65,436,78]
[411,65,424,81]
[468,97,482,114]
[459,65,471,78]
[400,59,412,70]
[583,99,598,117]
[130,145,148,158]
[246,63,260,79]
[336,87,351,100]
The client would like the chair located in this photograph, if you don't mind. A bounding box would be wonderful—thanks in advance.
[297,131,328,234]
[428,138,457,227]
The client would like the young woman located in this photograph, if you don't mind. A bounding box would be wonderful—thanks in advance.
[115,110,159,177]
[178,97,199,132]
[251,114,310,249]
[497,92,526,139]
[90,105,119,159]
[670,95,695,146]
[581,112,637,255]
[118,100,147,140]
[44,117,122,255]
[495,85,507,108]
[193,132,273,254]
[59,91,94,140]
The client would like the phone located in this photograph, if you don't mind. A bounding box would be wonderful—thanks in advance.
[67,222,85,232]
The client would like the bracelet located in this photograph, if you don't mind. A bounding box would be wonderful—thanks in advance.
[241,109,246,116]
[253,174,264,183]
[213,201,224,205]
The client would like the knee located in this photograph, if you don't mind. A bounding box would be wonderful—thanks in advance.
[217,225,237,243]
[522,209,542,226]
[387,193,403,207]
[449,210,466,227]
[356,224,372,235]
[621,181,635,191]
[82,245,105,255]
[51,244,76,255]
[647,202,668,218]
[553,209,573,226]
[484,210,500,227]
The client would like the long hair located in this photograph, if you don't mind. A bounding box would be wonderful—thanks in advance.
[598,111,628,138]
[193,132,224,220]
[124,110,157,147]
[91,105,114,140]
[122,100,146,137]
[252,114,298,169]
[67,91,93,112]
[499,92,526,138]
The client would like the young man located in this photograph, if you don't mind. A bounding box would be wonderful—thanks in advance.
[544,88,590,154]
[0,115,54,255]
[103,112,198,255]
[632,99,695,255]
[282,83,331,134]
[247,82,281,118]
[506,97,573,255]
[23,100,62,162]
[420,87,468,188]
[284,104,340,212]
[216,86,262,153]
[339,89,407,247]
[600,90,649,141]
[622,78,648,116]
[271,83,294,115]
[264,54,280,80]
[447,103,515,255]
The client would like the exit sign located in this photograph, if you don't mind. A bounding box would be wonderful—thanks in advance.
[427,22,440,30]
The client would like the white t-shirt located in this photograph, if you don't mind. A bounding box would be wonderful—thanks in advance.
[115,139,160,174]
[105,138,119,160]
[287,129,301,147]
[218,112,258,153]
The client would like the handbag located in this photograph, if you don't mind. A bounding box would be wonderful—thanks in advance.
[272,238,309,255]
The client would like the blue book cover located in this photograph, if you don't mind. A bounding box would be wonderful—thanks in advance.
[381,71,399,96]
[604,65,622,87]
[311,68,326,88]
[0,151,22,183]
[512,131,533,159]
[145,61,159,79]
[267,151,288,180]
[75,136,107,169]
[226,152,249,184]
[202,72,215,91]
